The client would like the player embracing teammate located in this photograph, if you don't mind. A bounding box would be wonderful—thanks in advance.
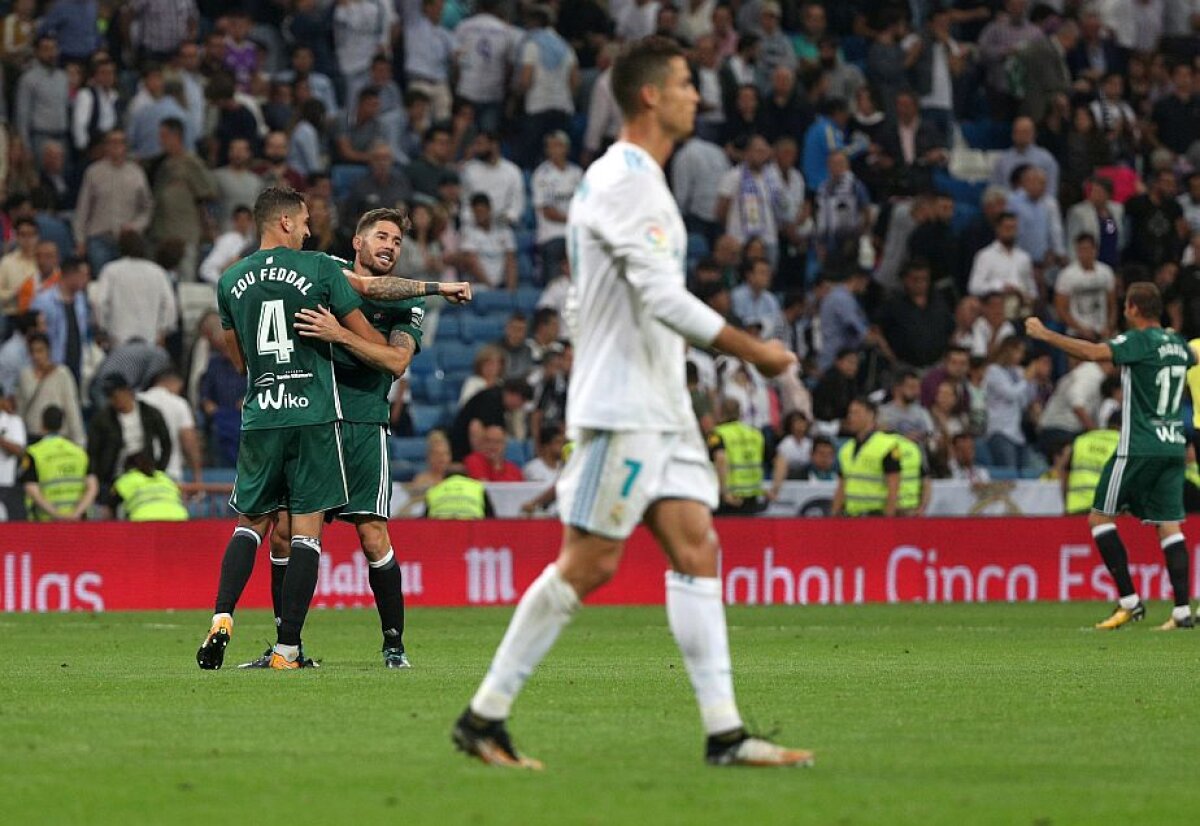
[196,189,471,670]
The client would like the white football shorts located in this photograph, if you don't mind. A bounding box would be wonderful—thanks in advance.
[556,428,719,539]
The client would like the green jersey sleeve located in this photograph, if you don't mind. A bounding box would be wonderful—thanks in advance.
[390,300,425,353]
[321,255,363,318]
[1108,329,1154,366]
[217,282,234,330]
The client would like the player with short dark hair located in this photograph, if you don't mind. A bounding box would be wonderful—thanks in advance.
[196,186,391,670]
[451,36,811,769]
[1027,282,1198,630]
[245,206,472,669]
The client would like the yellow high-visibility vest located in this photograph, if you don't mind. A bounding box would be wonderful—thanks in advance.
[426,474,487,519]
[837,432,900,516]
[894,436,923,512]
[711,421,765,498]
[24,435,88,521]
[113,469,188,521]
[1066,429,1120,515]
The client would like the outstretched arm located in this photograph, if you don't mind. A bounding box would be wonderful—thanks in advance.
[343,272,473,304]
[1025,317,1112,362]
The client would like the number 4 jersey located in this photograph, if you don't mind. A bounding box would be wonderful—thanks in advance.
[217,247,363,430]
[1108,326,1197,457]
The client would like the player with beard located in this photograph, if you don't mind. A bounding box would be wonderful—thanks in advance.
[237,207,474,668]
[198,197,473,671]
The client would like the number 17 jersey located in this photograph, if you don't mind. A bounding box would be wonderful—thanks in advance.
[217,247,363,430]
[1108,326,1197,457]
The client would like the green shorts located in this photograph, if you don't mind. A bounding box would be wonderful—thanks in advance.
[1093,453,1186,523]
[230,422,348,517]
[328,421,391,521]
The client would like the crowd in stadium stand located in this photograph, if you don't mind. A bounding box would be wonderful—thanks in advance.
[0,0,1198,518]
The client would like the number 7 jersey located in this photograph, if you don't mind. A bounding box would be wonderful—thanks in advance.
[1108,326,1197,457]
[217,247,363,430]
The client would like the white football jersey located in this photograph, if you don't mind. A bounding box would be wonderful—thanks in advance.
[565,141,725,434]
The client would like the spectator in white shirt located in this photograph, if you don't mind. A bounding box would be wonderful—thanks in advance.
[531,131,582,284]
[969,291,1016,358]
[138,369,203,482]
[199,206,255,285]
[617,0,660,41]
[967,212,1037,316]
[1036,355,1108,457]
[460,193,517,291]
[453,0,517,134]
[517,7,578,168]
[460,130,525,229]
[334,0,396,114]
[583,51,623,167]
[947,433,991,483]
[0,390,28,498]
[72,58,119,155]
[691,34,725,143]
[91,230,178,347]
[715,134,786,266]
[404,0,455,121]
[1053,233,1117,341]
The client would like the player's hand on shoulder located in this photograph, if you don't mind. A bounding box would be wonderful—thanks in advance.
[1024,317,1048,340]
[294,305,346,343]
[753,339,798,378]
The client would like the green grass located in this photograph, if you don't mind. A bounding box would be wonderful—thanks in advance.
[2,603,1198,824]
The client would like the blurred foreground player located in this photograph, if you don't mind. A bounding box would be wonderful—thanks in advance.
[452,37,813,769]
[1026,282,1197,630]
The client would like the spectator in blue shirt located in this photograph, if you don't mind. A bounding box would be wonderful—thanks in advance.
[29,256,89,386]
[36,0,99,63]
[802,97,849,190]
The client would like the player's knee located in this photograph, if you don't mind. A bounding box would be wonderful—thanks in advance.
[356,521,391,562]
[269,531,290,559]
[1087,512,1113,531]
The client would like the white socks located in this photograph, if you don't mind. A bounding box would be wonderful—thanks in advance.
[665,571,743,736]
[470,564,581,721]
[1118,594,1141,610]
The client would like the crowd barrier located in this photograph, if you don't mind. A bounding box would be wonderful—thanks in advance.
[0,517,1189,612]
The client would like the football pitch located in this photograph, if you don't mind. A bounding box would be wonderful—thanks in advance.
[4,603,1198,825]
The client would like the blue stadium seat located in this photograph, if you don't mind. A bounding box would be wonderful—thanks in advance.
[390,436,427,464]
[408,345,438,377]
[473,290,515,316]
[505,439,533,467]
[985,466,1020,481]
[437,342,478,373]
[518,252,536,285]
[461,315,507,344]
[409,374,434,403]
[959,119,1012,151]
[409,403,446,434]
[435,313,462,343]
[330,164,368,201]
[933,170,986,206]
[514,286,541,315]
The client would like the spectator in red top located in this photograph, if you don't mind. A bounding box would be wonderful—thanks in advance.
[464,424,523,482]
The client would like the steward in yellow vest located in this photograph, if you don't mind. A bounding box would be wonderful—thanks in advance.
[1064,419,1120,515]
[891,434,929,515]
[708,398,766,515]
[113,452,188,521]
[21,405,98,521]
[426,470,493,519]
[833,398,902,517]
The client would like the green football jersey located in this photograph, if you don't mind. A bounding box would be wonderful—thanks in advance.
[334,295,426,424]
[1108,326,1197,457]
[217,247,362,430]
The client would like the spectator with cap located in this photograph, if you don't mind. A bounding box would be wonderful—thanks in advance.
[86,374,171,512]
[17,331,84,445]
